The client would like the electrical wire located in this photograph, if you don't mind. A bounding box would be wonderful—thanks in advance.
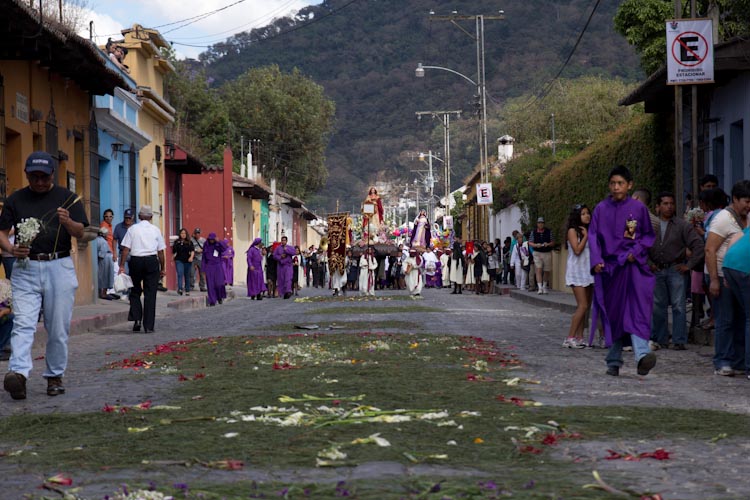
[171,0,360,49]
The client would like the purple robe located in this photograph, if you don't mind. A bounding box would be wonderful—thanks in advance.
[222,241,235,285]
[202,240,228,305]
[246,245,267,297]
[273,244,295,295]
[589,195,655,345]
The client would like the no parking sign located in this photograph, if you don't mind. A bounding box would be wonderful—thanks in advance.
[666,19,714,85]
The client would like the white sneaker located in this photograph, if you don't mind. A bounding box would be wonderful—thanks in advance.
[537,286,543,295]
[572,338,587,349]
[542,282,549,294]
[562,338,574,348]
[648,340,661,351]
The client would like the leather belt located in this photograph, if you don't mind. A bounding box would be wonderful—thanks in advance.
[654,260,683,270]
[28,251,70,261]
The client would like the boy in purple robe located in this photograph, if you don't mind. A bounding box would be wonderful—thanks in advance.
[246,237,266,300]
[221,239,235,285]
[201,232,227,306]
[273,236,295,299]
[589,165,657,377]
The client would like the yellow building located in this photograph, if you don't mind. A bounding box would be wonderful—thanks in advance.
[0,0,129,304]
[119,25,175,232]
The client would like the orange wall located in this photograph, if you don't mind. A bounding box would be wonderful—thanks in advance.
[1,60,96,304]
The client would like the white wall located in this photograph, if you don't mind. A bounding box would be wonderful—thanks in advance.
[706,73,750,192]
[489,204,524,244]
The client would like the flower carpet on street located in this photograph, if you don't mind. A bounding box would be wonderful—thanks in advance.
[3,331,750,499]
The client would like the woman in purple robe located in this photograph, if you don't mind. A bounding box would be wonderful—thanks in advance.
[201,232,227,306]
[246,237,267,300]
[221,239,235,286]
[589,166,657,377]
[272,236,295,299]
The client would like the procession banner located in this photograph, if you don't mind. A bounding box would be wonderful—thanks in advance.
[476,183,493,205]
[666,19,714,85]
[327,212,349,275]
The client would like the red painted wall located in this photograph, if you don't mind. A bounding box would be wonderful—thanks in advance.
[178,147,234,289]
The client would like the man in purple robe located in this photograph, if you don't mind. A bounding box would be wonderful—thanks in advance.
[273,236,295,299]
[201,232,227,306]
[589,165,657,377]
[246,237,266,300]
[221,239,235,285]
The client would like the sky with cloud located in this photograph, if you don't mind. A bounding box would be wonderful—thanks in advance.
[79,0,320,59]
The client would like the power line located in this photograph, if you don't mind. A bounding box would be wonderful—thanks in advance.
[171,0,361,49]
[519,0,603,111]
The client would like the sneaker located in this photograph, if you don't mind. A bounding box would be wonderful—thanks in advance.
[606,366,619,376]
[572,338,587,349]
[4,371,27,400]
[542,283,549,295]
[46,376,65,396]
[537,287,543,295]
[713,366,735,377]
[672,343,686,351]
[596,336,606,349]
[648,340,661,351]
[623,345,633,352]
[637,352,657,376]
[562,337,575,348]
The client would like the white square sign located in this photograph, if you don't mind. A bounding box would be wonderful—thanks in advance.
[476,183,493,205]
[666,19,714,85]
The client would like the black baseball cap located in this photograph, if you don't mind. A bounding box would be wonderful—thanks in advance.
[25,151,56,175]
[123,208,134,218]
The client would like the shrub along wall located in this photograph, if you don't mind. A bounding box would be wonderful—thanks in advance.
[536,112,673,242]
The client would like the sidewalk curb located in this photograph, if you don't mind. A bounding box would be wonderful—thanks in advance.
[509,289,577,315]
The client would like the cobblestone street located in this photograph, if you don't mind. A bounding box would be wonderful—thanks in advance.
[1,287,749,499]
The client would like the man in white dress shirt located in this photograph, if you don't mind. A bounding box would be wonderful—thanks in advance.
[118,206,166,333]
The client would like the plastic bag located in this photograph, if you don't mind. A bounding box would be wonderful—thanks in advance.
[114,273,133,293]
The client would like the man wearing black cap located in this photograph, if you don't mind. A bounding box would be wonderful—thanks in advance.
[191,228,207,292]
[113,208,135,273]
[0,151,88,400]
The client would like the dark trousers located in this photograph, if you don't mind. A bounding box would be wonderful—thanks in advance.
[128,255,160,330]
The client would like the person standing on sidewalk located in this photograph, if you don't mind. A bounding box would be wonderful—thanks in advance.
[113,208,134,274]
[648,192,704,351]
[563,204,594,349]
[0,151,88,400]
[705,180,750,377]
[191,228,207,292]
[118,206,166,334]
[529,217,554,294]
[172,228,194,296]
[589,165,657,377]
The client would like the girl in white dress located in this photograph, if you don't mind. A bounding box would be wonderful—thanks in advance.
[404,249,424,296]
[449,242,465,293]
[358,247,378,296]
[563,204,595,348]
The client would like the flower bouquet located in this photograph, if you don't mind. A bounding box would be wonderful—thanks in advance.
[686,207,705,226]
[16,217,42,269]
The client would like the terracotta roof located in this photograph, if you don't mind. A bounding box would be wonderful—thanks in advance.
[0,0,130,95]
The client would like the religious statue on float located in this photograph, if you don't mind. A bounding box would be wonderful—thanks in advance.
[410,209,431,249]
[362,186,385,244]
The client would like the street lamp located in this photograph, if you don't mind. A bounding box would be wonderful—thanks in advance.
[415,63,477,86]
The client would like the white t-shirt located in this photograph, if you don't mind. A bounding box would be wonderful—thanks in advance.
[708,209,744,277]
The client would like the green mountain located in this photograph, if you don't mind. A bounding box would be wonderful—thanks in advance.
[203,0,641,213]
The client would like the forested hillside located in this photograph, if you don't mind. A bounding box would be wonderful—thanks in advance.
[203,0,642,213]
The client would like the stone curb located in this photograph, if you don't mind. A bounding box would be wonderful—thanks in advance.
[509,289,577,314]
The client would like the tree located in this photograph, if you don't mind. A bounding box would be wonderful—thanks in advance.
[220,65,335,197]
[615,0,750,74]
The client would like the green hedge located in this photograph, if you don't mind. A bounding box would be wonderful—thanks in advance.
[520,113,672,241]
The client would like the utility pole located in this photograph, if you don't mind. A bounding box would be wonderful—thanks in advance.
[430,11,504,241]
[550,114,556,157]
[415,110,462,211]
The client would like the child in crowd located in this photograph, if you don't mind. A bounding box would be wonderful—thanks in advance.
[589,166,657,376]
[563,204,594,348]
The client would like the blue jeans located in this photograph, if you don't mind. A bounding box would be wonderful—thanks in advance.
[721,268,749,372]
[650,267,687,345]
[606,335,651,368]
[175,261,192,292]
[9,257,78,378]
[712,275,746,370]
